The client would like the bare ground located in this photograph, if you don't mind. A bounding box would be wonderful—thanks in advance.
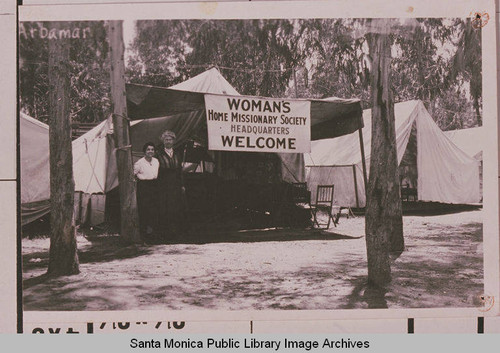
[22,210,483,311]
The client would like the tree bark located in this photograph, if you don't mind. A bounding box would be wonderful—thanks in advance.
[108,20,141,243]
[473,97,482,126]
[47,22,79,276]
[365,24,404,287]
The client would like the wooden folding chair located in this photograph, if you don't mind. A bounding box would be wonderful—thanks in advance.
[311,185,337,229]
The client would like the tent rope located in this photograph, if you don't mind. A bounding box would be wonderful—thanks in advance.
[279,158,300,183]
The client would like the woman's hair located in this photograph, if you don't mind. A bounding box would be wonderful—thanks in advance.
[160,130,176,141]
[142,142,156,153]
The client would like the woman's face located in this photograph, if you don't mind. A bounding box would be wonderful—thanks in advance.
[145,145,155,158]
[163,136,175,148]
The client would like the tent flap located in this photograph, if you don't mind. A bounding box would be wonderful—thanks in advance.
[310,100,364,140]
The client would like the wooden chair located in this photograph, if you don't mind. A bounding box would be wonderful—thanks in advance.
[311,185,337,229]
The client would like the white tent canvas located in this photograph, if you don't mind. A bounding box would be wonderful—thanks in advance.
[306,100,481,207]
[444,126,483,200]
[20,113,51,225]
[444,126,483,160]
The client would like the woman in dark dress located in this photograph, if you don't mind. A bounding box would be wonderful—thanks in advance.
[156,130,186,241]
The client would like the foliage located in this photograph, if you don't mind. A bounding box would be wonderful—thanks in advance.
[19,18,482,130]
[290,19,371,105]
[128,19,303,97]
[19,21,111,124]
[449,19,482,125]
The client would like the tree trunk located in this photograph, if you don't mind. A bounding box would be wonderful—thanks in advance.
[365,25,404,287]
[108,20,141,243]
[47,22,79,276]
[473,97,482,126]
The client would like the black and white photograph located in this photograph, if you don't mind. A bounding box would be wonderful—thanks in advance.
[15,0,499,329]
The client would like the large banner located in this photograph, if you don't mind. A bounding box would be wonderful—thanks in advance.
[204,94,311,153]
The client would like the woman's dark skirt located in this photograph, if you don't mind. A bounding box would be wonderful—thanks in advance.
[136,179,159,239]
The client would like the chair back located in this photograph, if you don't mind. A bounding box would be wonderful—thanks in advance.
[315,185,334,207]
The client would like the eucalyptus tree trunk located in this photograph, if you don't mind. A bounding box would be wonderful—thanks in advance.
[47,22,79,276]
[108,20,141,243]
[365,23,404,287]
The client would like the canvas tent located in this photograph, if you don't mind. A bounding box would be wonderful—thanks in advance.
[23,67,364,225]
[76,68,363,225]
[20,113,51,225]
[305,100,481,207]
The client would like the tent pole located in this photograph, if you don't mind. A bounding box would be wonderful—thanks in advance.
[358,128,368,202]
[352,164,360,208]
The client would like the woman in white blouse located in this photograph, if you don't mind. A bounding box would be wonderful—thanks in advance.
[134,142,160,239]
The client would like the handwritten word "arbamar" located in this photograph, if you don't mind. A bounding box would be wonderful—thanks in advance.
[20,23,91,40]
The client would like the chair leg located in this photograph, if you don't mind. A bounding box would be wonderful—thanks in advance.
[329,212,338,227]
[312,208,332,229]
[312,209,319,228]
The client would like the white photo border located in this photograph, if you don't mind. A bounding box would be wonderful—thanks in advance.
[16,0,499,328]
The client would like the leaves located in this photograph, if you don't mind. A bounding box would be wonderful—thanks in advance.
[19,21,111,124]
[19,18,481,130]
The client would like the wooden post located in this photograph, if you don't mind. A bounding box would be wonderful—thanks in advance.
[108,20,141,243]
[358,129,368,208]
[358,128,368,201]
[352,164,359,209]
[47,22,79,276]
[364,19,404,287]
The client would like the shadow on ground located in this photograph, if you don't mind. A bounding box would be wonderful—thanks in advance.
[179,227,362,245]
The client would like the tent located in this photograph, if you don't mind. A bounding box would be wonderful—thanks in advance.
[20,113,50,225]
[23,67,364,225]
[444,126,483,199]
[305,100,481,207]
[73,67,363,225]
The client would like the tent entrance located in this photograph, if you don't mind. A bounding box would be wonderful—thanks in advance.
[399,120,418,201]
[101,173,312,232]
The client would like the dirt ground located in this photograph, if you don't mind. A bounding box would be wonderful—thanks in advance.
[22,210,483,311]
